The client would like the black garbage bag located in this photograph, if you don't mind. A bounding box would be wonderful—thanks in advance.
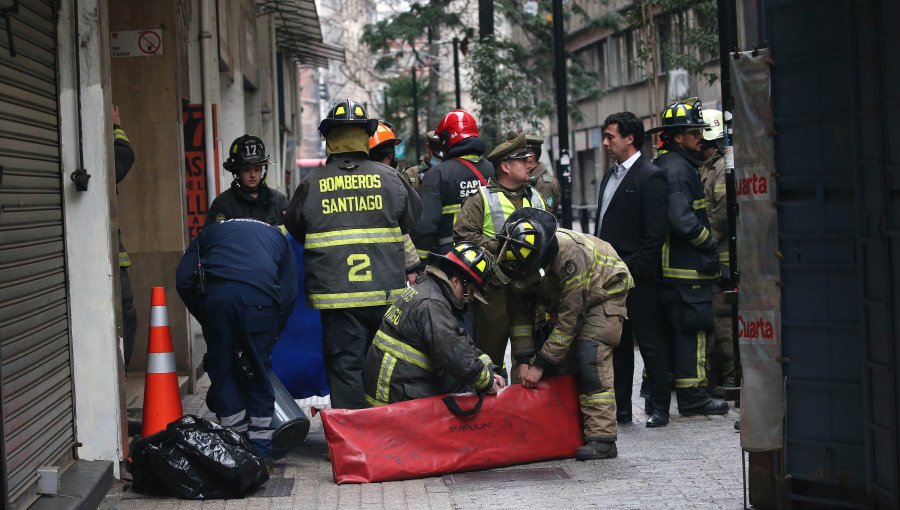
[128,415,269,499]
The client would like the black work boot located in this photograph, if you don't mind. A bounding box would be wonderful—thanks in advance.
[681,398,730,416]
[575,439,618,461]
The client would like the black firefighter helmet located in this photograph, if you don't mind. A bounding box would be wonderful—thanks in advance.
[646,97,710,135]
[495,208,558,282]
[319,99,379,138]
[224,134,271,173]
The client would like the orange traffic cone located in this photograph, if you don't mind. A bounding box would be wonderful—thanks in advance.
[141,287,184,437]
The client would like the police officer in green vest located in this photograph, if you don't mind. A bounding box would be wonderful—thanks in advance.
[521,133,561,216]
[453,133,546,377]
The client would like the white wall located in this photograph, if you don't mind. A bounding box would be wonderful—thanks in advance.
[57,0,125,477]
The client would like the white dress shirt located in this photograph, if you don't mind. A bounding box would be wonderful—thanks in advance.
[599,150,641,222]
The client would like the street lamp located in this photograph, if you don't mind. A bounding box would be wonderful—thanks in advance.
[552,0,572,229]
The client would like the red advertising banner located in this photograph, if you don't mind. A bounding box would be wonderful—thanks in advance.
[182,104,211,239]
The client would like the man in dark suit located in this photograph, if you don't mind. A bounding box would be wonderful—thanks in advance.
[593,112,671,427]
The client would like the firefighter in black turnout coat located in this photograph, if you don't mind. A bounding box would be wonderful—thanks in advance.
[413,109,495,257]
[283,99,420,409]
[363,243,505,405]
[645,98,730,426]
[206,135,288,226]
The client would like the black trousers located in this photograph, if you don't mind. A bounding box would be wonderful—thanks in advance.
[120,266,137,368]
[613,278,671,414]
[657,284,714,412]
[321,305,389,409]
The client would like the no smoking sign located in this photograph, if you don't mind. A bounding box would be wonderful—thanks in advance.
[111,29,164,58]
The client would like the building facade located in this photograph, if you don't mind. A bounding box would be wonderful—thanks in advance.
[0,0,337,507]
[561,0,721,228]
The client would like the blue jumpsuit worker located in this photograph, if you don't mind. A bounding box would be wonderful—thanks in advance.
[176,218,298,459]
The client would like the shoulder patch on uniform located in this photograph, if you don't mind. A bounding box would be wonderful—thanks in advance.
[563,260,577,276]
[542,174,552,182]
[546,196,554,207]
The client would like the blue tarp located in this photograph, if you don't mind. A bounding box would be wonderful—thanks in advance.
[271,235,330,398]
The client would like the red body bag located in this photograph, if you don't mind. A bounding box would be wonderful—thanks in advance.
[318,375,583,484]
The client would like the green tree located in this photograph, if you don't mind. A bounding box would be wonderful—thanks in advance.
[380,74,451,167]
[362,1,469,130]
[470,0,618,146]
[627,0,719,125]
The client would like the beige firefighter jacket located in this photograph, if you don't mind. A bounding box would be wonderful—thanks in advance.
[507,229,634,366]
[699,150,729,269]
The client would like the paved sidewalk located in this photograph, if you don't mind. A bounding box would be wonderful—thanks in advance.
[101,349,747,509]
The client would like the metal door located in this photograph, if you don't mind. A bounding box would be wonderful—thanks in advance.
[765,0,900,507]
[857,1,900,507]
[0,1,77,508]
[766,0,866,497]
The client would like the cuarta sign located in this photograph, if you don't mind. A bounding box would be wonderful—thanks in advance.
[738,311,777,342]
[737,172,769,200]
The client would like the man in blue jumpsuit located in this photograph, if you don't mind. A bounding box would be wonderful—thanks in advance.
[176,218,298,460]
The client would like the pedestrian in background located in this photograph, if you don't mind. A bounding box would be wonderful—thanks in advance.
[593,111,670,426]
[175,218,298,462]
[206,135,288,226]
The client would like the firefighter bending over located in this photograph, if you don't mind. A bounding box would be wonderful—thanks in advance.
[499,208,633,460]
[175,218,298,462]
[363,243,505,405]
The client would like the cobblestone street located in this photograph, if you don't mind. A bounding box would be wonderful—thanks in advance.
[101,349,746,509]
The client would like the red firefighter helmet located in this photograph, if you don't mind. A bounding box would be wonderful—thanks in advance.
[435,109,479,150]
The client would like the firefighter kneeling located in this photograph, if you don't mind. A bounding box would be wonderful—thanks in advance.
[362,243,505,405]
[498,208,634,460]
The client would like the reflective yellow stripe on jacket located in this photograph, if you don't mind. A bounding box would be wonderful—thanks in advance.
[308,289,404,309]
[370,330,435,404]
[480,186,546,238]
[374,330,433,371]
[559,231,632,295]
[442,204,462,226]
[661,235,719,281]
[474,353,493,390]
[305,227,403,248]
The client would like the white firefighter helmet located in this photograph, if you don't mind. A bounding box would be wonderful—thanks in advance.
[700,109,725,142]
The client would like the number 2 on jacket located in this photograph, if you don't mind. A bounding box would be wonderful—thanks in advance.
[347,254,372,282]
